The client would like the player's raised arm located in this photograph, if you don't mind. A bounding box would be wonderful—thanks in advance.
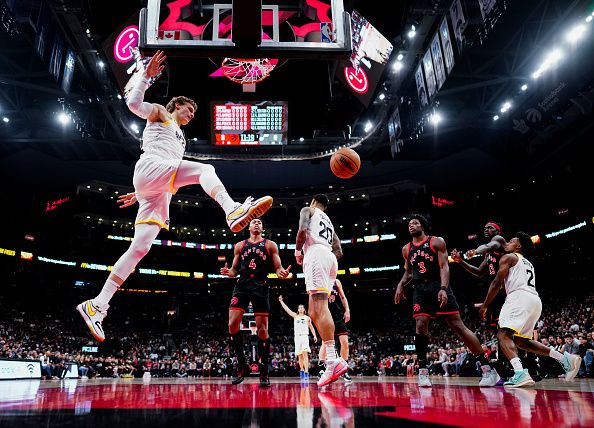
[126,50,165,122]
[451,248,489,278]
[278,295,298,318]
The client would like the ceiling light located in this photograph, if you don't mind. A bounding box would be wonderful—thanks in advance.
[98,61,105,69]
[566,24,587,42]
[396,53,404,61]
[493,115,499,121]
[117,94,122,100]
[2,117,8,123]
[58,113,70,125]
[521,84,528,91]
[299,137,304,142]
[429,112,442,125]
[500,101,512,113]
[378,93,386,101]
[364,121,373,133]
[130,123,139,133]
[586,16,593,23]
[407,25,416,39]
[392,61,403,72]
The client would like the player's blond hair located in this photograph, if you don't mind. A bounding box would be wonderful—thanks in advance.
[166,96,197,113]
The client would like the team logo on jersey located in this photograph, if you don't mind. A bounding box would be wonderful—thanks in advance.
[230,296,239,306]
[410,250,434,264]
[413,304,421,312]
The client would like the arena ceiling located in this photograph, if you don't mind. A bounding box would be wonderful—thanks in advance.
[0,0,592,193]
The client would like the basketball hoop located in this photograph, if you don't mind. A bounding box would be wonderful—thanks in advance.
[249,325,258,336]
[221,58,276,85]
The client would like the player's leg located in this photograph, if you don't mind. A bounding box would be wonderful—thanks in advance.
[172,160,272,232]
[229,294,250,384]
[77,222,161,342]
[338,335,349,361]
[497,328,535,387]
[302,350,309,375]
[255,314,271,386]
[414,315,432,386]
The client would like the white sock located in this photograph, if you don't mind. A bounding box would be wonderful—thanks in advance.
[549,348,564,362]
[510,357,524,372]
[324,341,337,361]
[93,278,119,307]
[215,191,237,215]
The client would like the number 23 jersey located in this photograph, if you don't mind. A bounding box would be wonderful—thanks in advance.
[304,207,334,254]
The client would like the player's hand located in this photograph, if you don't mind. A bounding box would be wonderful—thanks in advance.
[344,310,351,323]
[277,265,292,279]
[220,262,231,276]
[278,295,283,302]
[144,50,166,78]
[394,286,405,304]
[450,249,463,263]
[313,336,318,343]
[465,249,477,259]
[478,304,488,321]
[438,290,448,307]
[295,254,304,266]
[117,192,137,208]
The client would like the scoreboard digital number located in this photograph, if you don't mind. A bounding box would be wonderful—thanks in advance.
[211,101,288,146]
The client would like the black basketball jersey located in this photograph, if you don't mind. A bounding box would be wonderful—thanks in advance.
[238,238,272,281]
[329,282,345,315]
[408,236,440,282]
[485,251,504,280]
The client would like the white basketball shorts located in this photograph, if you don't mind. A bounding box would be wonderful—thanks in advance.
[303,245,338,295]
[294,335,311,356]
[498,290,542,339]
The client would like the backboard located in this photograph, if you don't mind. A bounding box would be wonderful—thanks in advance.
[138,0,352,60]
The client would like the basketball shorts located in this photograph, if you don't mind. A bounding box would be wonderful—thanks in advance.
[333,316,349,337]
[133,155,181,230]
[229,279,270,316]
[412,280,459,318]
[498,290,542,339]
[303,246,338,295]
[294,334,311,356]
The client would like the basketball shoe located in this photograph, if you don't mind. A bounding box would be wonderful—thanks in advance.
[232,365,251,385]
[479,365,501,387]
[226,196,273,233]
[76,300,108,342]
[504,369,535,388]
[418,368,432,387]
[318,358,349,387]
[562,352,582,381]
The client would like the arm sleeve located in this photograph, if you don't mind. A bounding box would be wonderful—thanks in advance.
[126,76,154,119]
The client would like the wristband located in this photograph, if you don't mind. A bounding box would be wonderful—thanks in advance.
[440,285,448,291]
[294,249,303,257]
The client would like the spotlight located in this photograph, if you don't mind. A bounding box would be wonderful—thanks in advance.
[566,24,587,42]
[98,61,105,69]
[2,117,9,123]
[58,112,70,125]
[364,121,373,133]
[130,123,139,133]
[586,16,593,23]
[299,137,304,142]
[378,93,386,101]
[392,61,403,72]
[396,53,404,61]
[407,25,416,39]
[500,101,512,113]
[521,84,528,91]
[493,115,499,121]
[117,94,122,100]
[532,49,563,79]
[429,112,441,125]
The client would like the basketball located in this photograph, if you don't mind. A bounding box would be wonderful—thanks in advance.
[330,148,361,179]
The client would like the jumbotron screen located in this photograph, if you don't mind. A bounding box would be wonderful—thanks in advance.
[211,101,288,146]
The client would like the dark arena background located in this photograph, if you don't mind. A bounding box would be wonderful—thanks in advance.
[1,0,593,427]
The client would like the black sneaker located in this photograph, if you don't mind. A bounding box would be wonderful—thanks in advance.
[232,365,250,385]
[342,372,353,382]
[259,373,271,387]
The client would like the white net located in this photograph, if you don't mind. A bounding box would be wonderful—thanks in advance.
[221,58,276,84]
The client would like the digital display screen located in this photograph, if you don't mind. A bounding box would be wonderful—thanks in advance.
[211,101,288,145]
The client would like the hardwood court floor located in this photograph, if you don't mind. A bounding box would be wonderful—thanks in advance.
[1,376,593,427]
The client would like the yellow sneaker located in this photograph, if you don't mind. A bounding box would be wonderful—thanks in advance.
[226,196,273,232]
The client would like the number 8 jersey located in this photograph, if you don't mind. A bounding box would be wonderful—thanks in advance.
[304,207,334,254]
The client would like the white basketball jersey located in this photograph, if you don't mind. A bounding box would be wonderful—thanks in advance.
[141,119,186,161]
[504,253,538,296]
[304,207,334,253]
[294,315,309,336]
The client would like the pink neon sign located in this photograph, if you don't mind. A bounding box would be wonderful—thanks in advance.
[114,25,140,63]
[344,66,369,94]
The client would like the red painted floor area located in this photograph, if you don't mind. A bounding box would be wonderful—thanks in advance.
[1,377,593,427]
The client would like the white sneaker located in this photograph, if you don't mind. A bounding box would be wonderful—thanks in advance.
[418,368,432,387]
[317,358,349,387]
[443,372,450,377]
[479,365,501,387]
[76,300,108,342]
[226,196,273,233]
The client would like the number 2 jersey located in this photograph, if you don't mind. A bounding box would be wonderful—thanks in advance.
[407,236,440,282]
[504,253,538,296]
[303,207,335,254]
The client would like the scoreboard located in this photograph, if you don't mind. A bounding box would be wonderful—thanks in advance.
[211,101,288,145]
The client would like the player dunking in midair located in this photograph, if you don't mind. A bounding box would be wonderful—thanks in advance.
[295,194,348,387]
[77,51,273,342]
[221,218,291,387]
[394,214,497,387]
[278,296,318,379]
[479,232,582,387]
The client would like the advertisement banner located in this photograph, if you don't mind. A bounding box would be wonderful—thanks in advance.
[0,359,42,380]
